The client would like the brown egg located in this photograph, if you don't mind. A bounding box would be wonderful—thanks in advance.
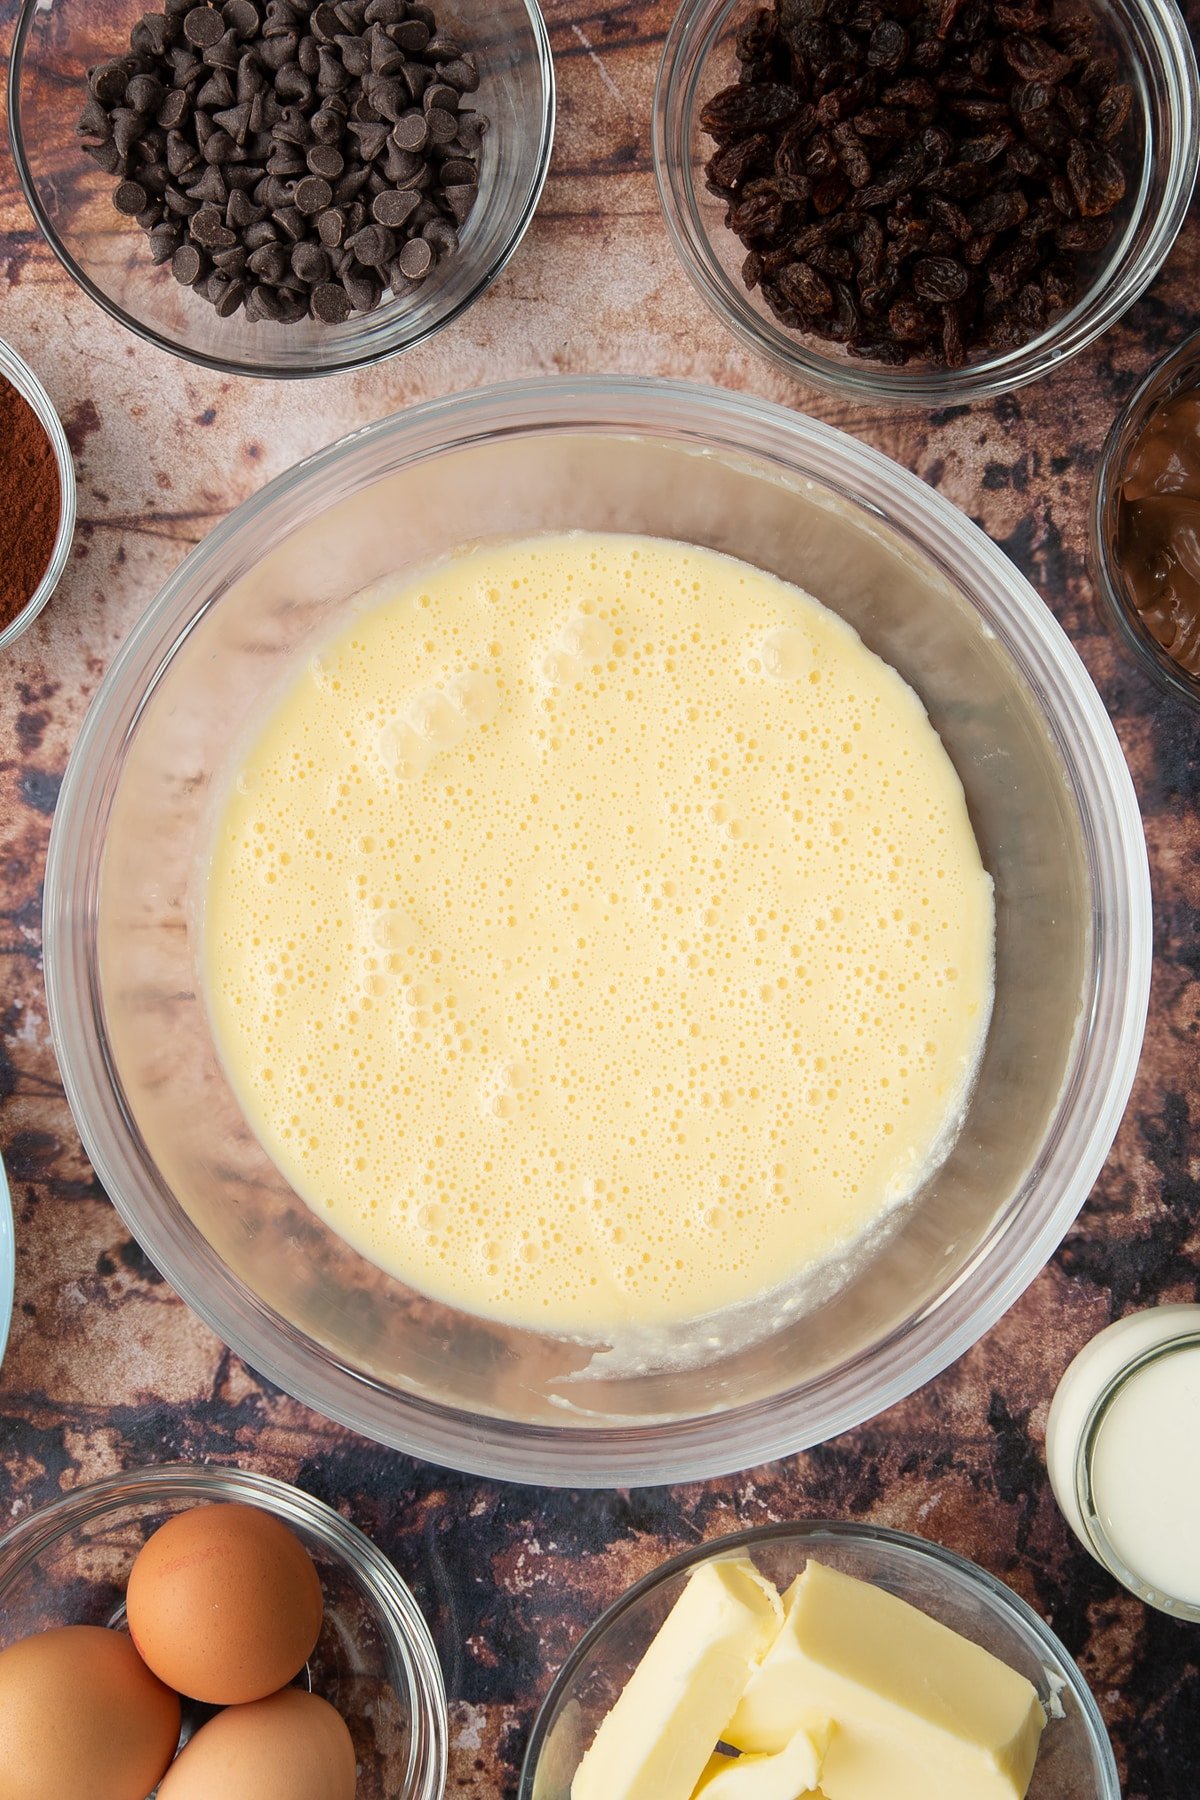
[157,1688,357,1799]
[126,1502,324,1704]
[0,1624,181,1800]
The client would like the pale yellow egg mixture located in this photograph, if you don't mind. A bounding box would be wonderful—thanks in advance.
[204,533,993,1337]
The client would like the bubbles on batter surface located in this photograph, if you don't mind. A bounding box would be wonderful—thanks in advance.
[205,531,994,1338]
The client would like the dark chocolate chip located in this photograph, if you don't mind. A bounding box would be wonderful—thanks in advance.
[243,216,281,247]
[310,279,352,319]
[184,5,224,45]
[442,181,475,225]
[370,185,419,228]
[342,265,381,309]
[421,213,457,256]
[291,239,332,281]
[307,143,344,178]
[114,177,150,213]
[349,118,391,159]
[390,109,427,150]
[346,220,395,263]
[316,205,347,245]
[126,71,167,112]
[191,203,236,246]
[396,233,432,278]
[172,240,206,281]
[424,105,457,144]
[294,173,333,212]
[248,239,290,278]
[149,222,186,264]
[188,163,229,203]
[272,202,307,238]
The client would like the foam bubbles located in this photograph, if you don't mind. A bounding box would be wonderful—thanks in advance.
[204,531,995,1342]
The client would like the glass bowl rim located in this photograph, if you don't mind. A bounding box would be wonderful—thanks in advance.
[0,335,78,649]
[5,0,556,381]
[651,0,1200,408]
[1089,322,1200,713]
[42,374,1151,1486]
[0,1460,449,1800]
[516,1518,1122,1799]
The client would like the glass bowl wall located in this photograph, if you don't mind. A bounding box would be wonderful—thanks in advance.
[8,0,554,377]
[44,377,1150,1485]
[519,1523,1120,1800]
[0,1464,447,1800]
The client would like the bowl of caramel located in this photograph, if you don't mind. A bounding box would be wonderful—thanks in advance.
[1092,328,1200,710]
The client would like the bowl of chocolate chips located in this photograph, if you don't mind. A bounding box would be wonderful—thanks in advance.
[8,0,554,377]
[654,0,1198,404]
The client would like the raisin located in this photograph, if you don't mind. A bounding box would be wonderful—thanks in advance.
[942,300,967,364]
[912,253,969,299]
[1011,79,1050,114]
[855,212,886,279]
[986,237,1038,296]
[847,336,908,360]
[867,17,908,68]
[967,187,1027,231]
[889,295,937,338]
[812,169,852,210]
[963,231,994,264]
[773,109,819,175]
[1006,140,1046,176]
[958,127,1012,162]
[1054,214,1114,252]
[729,188,788,239]
[927,194,971,237]
[1066,138,1125,216]
[1001,32,1075,82]
[880,76,936,106]
[701,81,804,136]
[707,132,773,192]
[1095,82,1133,141]
[778,257,834,310]
[853,106,911,138]
[737,7,781,60]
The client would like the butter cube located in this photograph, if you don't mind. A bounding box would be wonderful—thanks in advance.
[724,1561,1045,1800]
[691,1719,831,1798]
[571,1558,783,1800]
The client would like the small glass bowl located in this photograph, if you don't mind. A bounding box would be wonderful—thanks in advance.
[0,1463,447,1800]
[7,0,554,380]
[1090,325,1200,711]
[653,0,1199,408]
[519,1522,1120,1800]
[0,337,77,650]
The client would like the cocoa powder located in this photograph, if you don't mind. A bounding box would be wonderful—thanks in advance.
[0,373,61,634]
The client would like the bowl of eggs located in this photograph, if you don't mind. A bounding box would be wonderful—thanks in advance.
[0,1463,446,1800]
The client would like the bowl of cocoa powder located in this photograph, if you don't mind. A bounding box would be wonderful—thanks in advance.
[654,0,1198,405]
[0,339,76,651]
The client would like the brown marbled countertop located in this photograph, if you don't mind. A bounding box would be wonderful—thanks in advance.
[1,0,1198,1791]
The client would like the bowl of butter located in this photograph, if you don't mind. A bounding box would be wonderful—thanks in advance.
[520,1521,1119,1800]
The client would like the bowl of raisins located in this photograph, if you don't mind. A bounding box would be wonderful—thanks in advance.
[654,0,1198,405]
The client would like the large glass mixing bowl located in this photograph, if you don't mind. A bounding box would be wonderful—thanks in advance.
[43,378,1151,1486]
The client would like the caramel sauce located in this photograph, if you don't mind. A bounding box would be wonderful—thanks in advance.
[1116,387,1200,679]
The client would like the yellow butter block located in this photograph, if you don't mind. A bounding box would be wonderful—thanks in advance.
[571,1559,783,1800]
[724,1561,1045,1800]
[691,1718,831,1798]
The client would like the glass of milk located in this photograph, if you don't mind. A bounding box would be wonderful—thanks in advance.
[1046,1305,1200,1620]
